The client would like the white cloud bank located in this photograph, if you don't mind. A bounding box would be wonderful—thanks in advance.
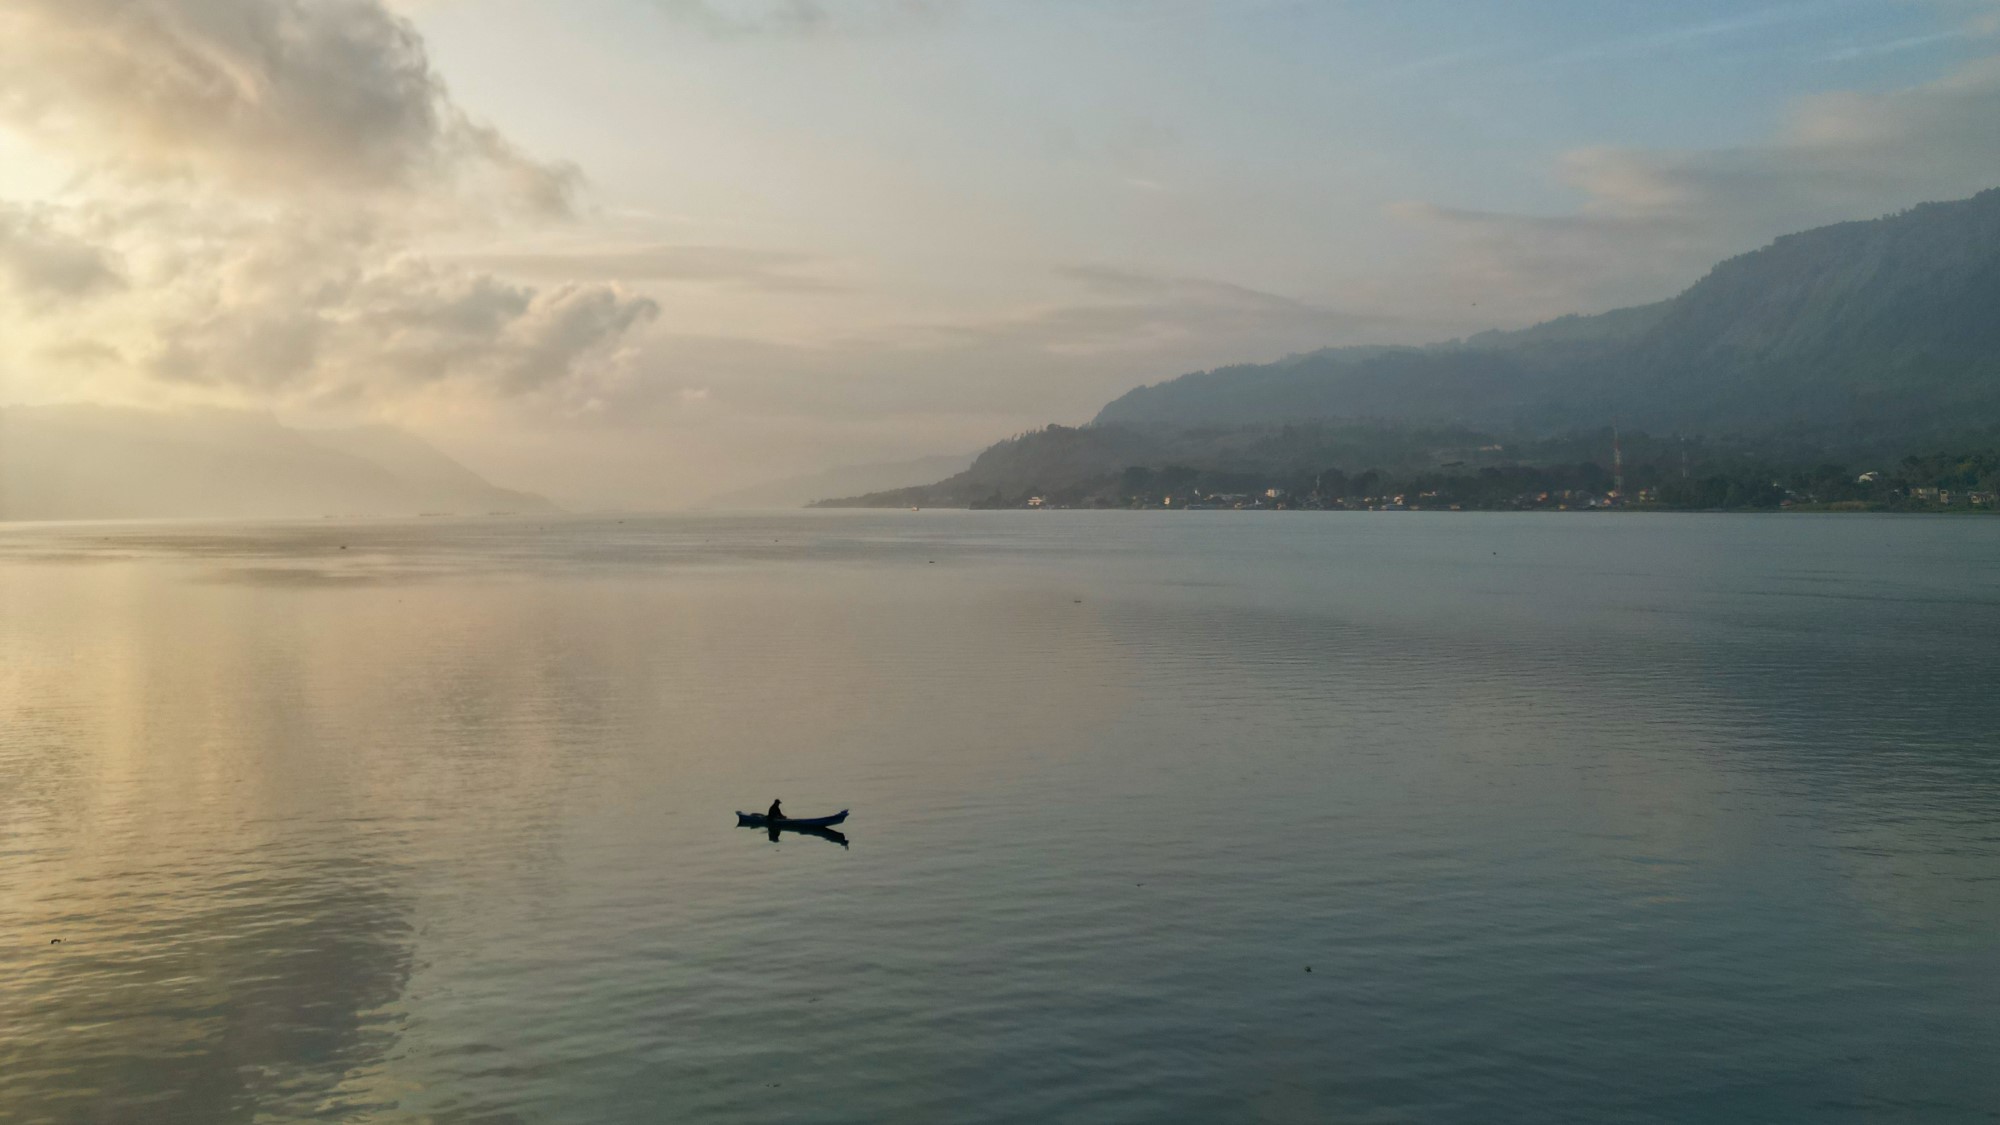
[0,0,652,415]
[0,203,124,302]
[0,0,577,213]
[1391,54,2000,320]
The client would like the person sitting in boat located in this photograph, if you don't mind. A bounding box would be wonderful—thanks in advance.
[766,798,784,822]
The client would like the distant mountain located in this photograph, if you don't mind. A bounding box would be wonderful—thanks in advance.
[0,405,553,521]
[827,188,2000,506]
[698,452,976,509]
[297,424,541,508]
[1097,188,2000,444]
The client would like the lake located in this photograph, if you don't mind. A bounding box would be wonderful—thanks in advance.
[3,512,1998,1124]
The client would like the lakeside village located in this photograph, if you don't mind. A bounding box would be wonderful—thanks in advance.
[992,447,2000,513]
[1030,487,1648,511]
[1019,482,2000,512]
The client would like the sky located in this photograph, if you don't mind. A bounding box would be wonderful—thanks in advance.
[3,0,2000,507]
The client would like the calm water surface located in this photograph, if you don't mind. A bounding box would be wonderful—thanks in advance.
[2,512,1998,1123]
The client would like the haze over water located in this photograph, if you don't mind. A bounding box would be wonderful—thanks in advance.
[3,512,1998,1124]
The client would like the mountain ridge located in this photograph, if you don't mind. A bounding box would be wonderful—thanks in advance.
[1094,187,2000,442]
[821,187,2000,507]
[697,452,977,510]
[0,405,554,521]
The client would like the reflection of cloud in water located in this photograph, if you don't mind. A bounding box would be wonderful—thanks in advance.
[1,850,415,1123]
[0,514,1120,588]
[0,545,615,1124]
[200,565,440,587]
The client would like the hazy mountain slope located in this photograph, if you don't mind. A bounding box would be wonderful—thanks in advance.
[1090,302,1666,430]
[1610,193,2000,441]
[826,188,2000,507]
[1091,347,1552,430]
[698,452,976,509]
[1095,188,2000,444]
[0,406,553,521]
[300,425,551,514]
[815,427,1177,507]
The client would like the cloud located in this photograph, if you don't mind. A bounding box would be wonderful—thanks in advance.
[1822,29,1966,62]
[451,244,844,292]
[0,0,658,412]
[148,242,662,406]
[1563,57,2000,225]
[1057,265,1320,313]
[1536,2,1854,67]
[652,0,958,38]
[0,203,124,301]
[1384,201,1704,318]
[574,264,1393,432]
[916,265,1393,358]
[0,0,577,215]
[1389,53,2000,319]
[3,199,657,409]
[484,282,663,395]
